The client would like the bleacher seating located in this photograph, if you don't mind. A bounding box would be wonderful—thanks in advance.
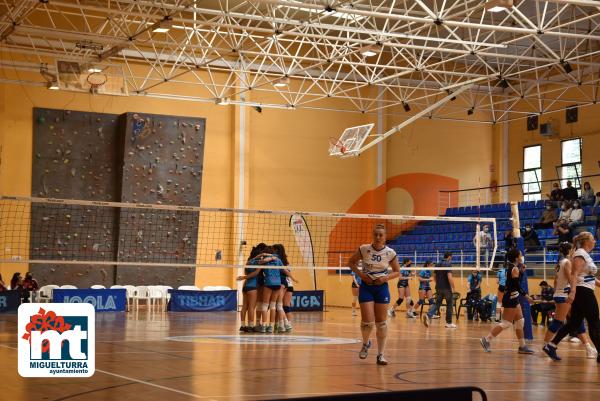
[388,200,599,263]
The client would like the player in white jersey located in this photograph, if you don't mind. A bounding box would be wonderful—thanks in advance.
[542,242,597,358]
[544,232,600,362]
[348,224,401,365]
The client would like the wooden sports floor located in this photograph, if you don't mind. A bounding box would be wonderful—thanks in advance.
[1,307,599,401]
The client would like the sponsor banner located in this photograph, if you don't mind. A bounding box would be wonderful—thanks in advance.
[53,289,126,312]
[18,303,95,377]
[168,290,237,312]
[290,214,317,289]
[290,290,324,312]
[0,290,21,313]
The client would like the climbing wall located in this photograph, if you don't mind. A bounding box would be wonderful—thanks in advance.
[30,108,122,287]
[116,112,205,286]
[29,108,206,288]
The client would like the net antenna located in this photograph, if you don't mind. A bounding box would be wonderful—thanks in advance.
[328,124,373,158]
[330,84,473,158]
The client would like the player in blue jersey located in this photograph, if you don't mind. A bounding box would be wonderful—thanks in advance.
[417,260,435,314]
[273,244,298,333]
[389,258,416,318]
[237,243,267,332]
[348,224,401,365]
[495,264,507,321]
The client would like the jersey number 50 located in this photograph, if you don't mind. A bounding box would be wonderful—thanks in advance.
[371,254,382,262]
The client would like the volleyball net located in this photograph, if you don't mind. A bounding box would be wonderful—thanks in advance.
[0,196,498,271]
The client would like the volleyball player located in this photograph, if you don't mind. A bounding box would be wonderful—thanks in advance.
[495,263,507,322]
[480,248,535,354]
[542,242,597,358]
[348,224,401,365]
[417,260,434,315]
[236,245,263,332]
[273,244,298,333]
[389,258,416,318]
[543,232,600,362]
[351,269,362,317]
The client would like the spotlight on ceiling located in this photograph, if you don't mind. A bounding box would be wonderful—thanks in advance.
[87,66,103,73]
[216,97,230,106]
[47,81,59,90]
[561,60,573,74]
[360,44,381,58]
[152,16,173,33]
[402,102,411,112]
[484,0,513,13]
[467,107,475,115]
[274,77,289,87]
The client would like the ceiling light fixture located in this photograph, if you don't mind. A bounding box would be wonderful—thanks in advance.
[274,77,289,87]
[47,81,59,90]
[216,97,230,105]
[151,16,173,33]
[484,0,514,13]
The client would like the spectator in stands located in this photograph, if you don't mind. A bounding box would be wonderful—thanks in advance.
[530,281,555,326]
[473,225,492,265]
[521,224,541,251]
[556,201,572,226]
[581,182,596,206]
[547,182,563,205]
[554,220,573,244]
[562,180,578,202]
[0,274,6,292]
[23,272,39,301]
[568,200,585,229]
[503,229,517,251]
[535,202,558,229]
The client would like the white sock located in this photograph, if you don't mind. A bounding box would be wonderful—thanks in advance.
[518,338,526,347]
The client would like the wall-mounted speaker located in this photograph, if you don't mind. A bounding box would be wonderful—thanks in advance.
[527,114,538,131]
[566,105,578,124]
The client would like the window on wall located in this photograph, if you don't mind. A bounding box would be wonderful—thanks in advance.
[523,145,542,201]
[560,138,582,193]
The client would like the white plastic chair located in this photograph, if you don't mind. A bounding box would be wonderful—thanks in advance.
[155,285,173,310]
[110,285,125,289]
[91,285,106,289]
[60,285,77,289]
[178,285,201,291]
[133,285,150,310]
[123,285,137,311]
[213,286,231,291]
[38,285,59,302]
[147,286,166,311]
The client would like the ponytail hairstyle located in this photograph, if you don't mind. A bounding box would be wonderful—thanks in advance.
[272,244,289,266]
[573,231,594,251]
[558,241,574,259]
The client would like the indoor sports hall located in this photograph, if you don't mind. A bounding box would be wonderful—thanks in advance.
[1,1,600,401]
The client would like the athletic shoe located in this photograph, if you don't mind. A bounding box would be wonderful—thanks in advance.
[376,354,388,365]
[518,346,534,354]
[542,344,561,361]
[284,322,293,332]
[277,325,286,334]
[432,315,440,319]
[239,325,246,332]
[422,314,430,328]
[568,336,581,343]
[258,325,266,334]
[246,326,254,333]
[445,323,457,329]
[359,340,371,359]
[586,345,598,359]
[266,325,273,333]
[388,308,396,317]
[407,312,417,318]
[480,337,491,352]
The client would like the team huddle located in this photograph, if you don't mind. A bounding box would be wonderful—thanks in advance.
[348,224,600,365]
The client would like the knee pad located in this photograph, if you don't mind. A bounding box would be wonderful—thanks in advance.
[276,302,284,312]
[514,318,525,330]
[269,301,276,310]
[283,305,291,313]
[578,321,588,335]
[258,303,268,312]
[429,298,435,305]
[376,321,387,331]
[499,320,512,330]
[352,296,358,303]
[360,321,375,329]
[548,319,564,333]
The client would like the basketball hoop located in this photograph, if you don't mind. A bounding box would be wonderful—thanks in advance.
[329,137,347,155]
[86,72,108,94]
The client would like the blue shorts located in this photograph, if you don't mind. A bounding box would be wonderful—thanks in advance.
[397,280,409,288]
[502,291,520,308]
[419,285,431,292]
[359,283,390,304]
[578,321,586,334]
[554,296,567,304]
